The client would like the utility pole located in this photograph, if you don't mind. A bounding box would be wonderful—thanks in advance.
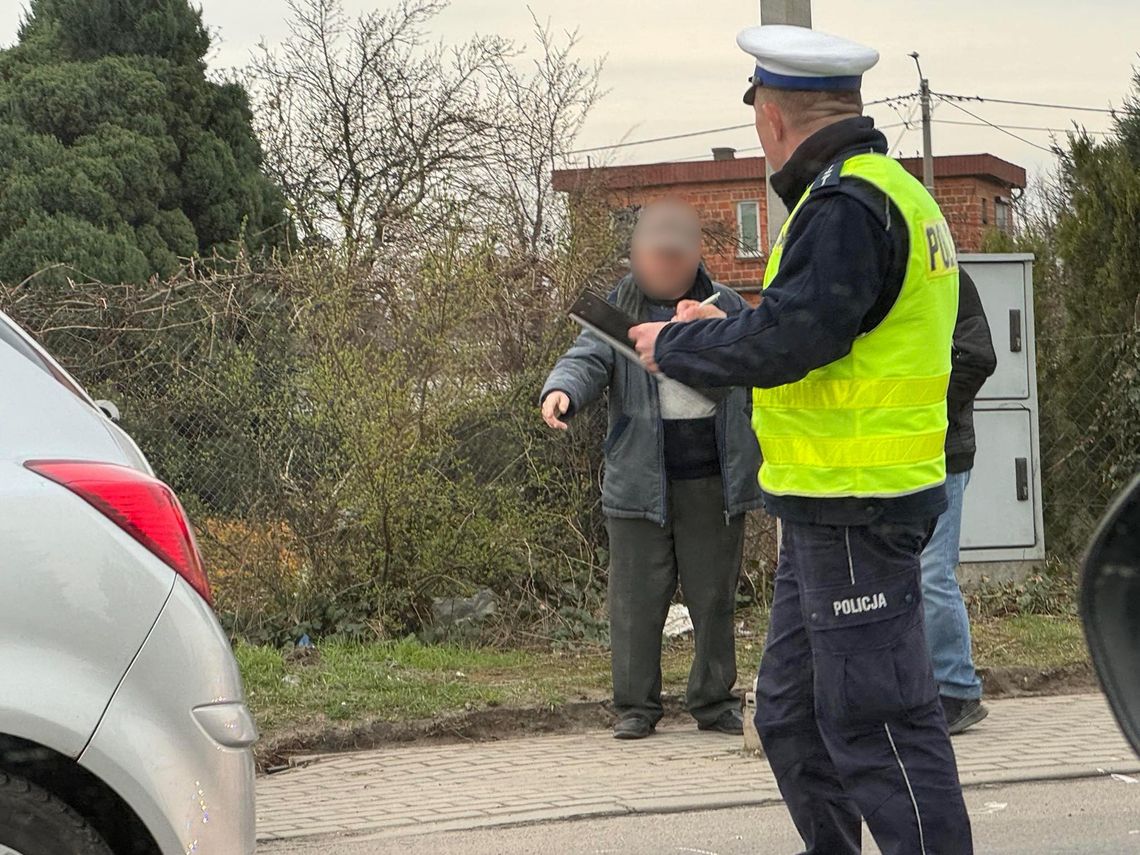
[756,1,810,564]
[910,52,935,191]
[760,0,811,27]
[761,0,812,248]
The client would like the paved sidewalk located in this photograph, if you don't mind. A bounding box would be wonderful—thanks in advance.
[256,693,1139,845]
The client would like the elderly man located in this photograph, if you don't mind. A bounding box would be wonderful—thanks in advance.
[540,199,761,740]
[629,26,973,855]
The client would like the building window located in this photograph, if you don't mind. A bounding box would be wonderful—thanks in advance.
[736,201,761,258]
[994,196,1011,232]
[981,198,989,225]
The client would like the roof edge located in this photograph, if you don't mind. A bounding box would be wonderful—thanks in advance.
[553,151,1026,192]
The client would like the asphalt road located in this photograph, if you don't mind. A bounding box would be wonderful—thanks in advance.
[261,775,1140,854]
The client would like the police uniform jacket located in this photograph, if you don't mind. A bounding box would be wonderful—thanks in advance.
[654,116,949,527]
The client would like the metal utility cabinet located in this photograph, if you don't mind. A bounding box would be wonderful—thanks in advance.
[958,254,1045,575]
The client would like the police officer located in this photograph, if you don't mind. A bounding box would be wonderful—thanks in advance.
[629,24,973,855]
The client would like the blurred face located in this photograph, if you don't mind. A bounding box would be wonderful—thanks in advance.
[630,200,702,300]
[631,245,701,300]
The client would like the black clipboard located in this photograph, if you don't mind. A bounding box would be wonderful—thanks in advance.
[567,291,727,413]
[568,292,641,362]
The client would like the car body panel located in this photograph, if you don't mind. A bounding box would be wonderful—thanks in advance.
[80,579,257,855]
[0,460,175,758]
[0,311,257,854]
[0,311,150,474]
[103,417,155,474]
[0,342,128,464]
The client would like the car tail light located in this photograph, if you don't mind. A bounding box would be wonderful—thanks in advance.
[25,460,212,604]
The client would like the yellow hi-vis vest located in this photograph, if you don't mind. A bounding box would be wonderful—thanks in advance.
[752,153,959,499]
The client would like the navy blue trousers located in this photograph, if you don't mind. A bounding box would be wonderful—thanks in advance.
[755,520,973,855]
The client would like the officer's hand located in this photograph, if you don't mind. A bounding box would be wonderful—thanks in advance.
[628,322,668,373]
[541,391,571,430]
[674,299,727,323]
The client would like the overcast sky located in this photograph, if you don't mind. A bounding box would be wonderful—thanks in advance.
[3,1,1137,182]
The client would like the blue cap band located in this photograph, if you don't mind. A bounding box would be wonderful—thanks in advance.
[752,66,862,91]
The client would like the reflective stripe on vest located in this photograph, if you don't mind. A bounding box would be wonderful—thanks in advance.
[752,152,958,499]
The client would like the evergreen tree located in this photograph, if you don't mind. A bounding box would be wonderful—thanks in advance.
[0,0,287,285]
[1022,70,1140,556]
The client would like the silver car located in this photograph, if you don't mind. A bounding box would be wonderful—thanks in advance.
[0,310,257,854]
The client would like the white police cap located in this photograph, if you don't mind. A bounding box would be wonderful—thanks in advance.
[738,25,879,105]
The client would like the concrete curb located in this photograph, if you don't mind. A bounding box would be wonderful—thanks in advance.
[256,694,1134,847]
[257,664,1097,770]
[258,762,1140,846]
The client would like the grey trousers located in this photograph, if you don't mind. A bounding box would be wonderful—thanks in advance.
[606,476,745,726]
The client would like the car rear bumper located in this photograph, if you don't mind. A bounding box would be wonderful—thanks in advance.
[79,579,257,855]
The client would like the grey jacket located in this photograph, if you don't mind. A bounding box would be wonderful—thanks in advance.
[541,274,763,525]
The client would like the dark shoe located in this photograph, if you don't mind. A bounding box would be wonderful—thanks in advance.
[941,696,989,735]
[698,709,745,735]
[613,715,655,740]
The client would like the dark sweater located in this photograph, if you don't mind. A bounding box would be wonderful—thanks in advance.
[652,117,949,526]
[645,293,721,481]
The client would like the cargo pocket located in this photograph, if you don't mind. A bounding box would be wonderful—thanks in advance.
[806,570,937,727]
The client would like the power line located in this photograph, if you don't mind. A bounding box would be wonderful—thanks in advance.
[934,118,1110,136]
[885,94,917,126]
[571,86,1114,164]
[669,118,918,163]
[865,93,921,107]
[670,118,917,163]
[592,106,1101,165]
[933,91,1118,115]
[565,92,918,156]
[566,90,1117,160]
[567,124,754,156]
[889,101,921,155]
[938,98,1058,154]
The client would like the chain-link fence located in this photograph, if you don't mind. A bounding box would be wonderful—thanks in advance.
[4,268,1133,639]
[1036,329,1140,569]
[1,262,621,645]
[961,326,1139,618]
[0,265,785,644]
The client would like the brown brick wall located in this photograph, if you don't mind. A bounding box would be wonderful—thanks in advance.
[602,171,1018,291]
[607,183,769,288]
[932,176,1016,253]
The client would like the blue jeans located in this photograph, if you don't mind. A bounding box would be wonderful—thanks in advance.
[920,470,982,700]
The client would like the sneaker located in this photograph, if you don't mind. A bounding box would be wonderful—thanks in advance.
[941,696,989,735]
[698,708,745,735]
[613,715,655,740]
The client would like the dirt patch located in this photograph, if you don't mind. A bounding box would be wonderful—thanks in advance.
[257,695,690,771]
[257,665,1098,771]
[980,661,1098,697]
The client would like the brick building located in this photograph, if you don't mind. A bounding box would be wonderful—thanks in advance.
[552,150,1026,294]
